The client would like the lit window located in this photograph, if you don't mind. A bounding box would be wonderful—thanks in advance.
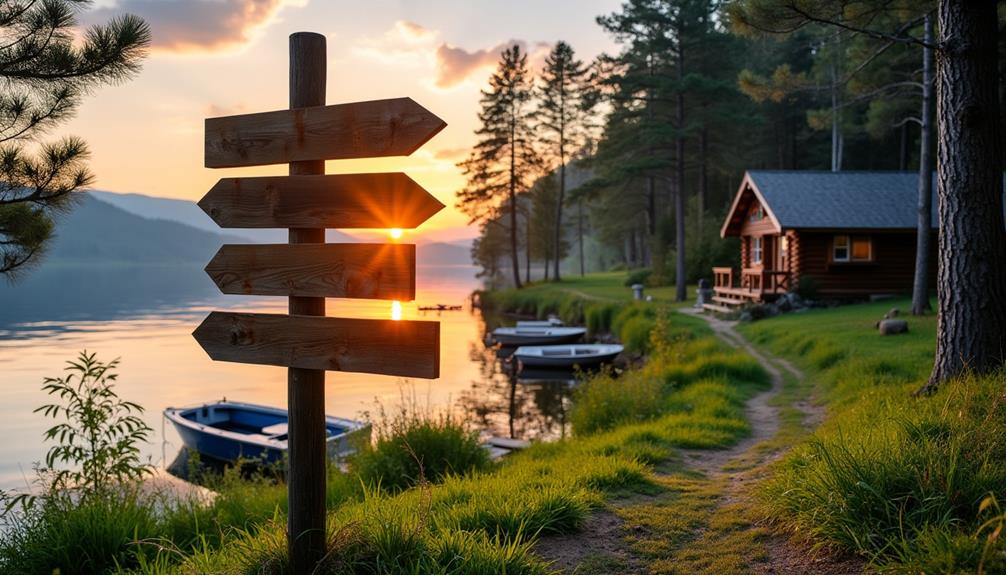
[851,236,872,261]
[750,205,764,222]
[833,235,850,262]
[751,236,763,264]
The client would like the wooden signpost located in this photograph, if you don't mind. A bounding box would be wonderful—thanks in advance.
[193,32,445,572]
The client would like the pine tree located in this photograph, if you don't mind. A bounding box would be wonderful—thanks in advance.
[536,41,595,281]
[0,1,150,278]
[458,45,540,289]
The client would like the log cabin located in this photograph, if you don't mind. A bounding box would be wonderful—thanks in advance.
[707,170,1005,312]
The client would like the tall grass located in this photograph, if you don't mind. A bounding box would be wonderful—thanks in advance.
[351,401,491,493]
[742,298,1006,571]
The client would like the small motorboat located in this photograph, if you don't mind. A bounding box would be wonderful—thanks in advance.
[164,400,370,464]
[513,344,624,369]
[418,304,463,311]
[491,326,586,346]
[515,318,564,328]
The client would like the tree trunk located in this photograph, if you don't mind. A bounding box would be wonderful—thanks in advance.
[911,15,934,317]
[830,57,843,172]
[525,211,531,284]
[675,40,687,302]
[509,109,522,289]
[578,199,585,276]
[554,162,565,282]
[698,127,707,237]
[920,0,1006,394]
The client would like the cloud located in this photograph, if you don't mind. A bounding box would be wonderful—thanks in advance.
[432,147,468,161]
[353,20,550,90]
[434,40,550,89]
[85,0,305,53]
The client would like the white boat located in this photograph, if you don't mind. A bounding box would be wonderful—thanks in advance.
[491,326,586,346]
[164,400,370,464]
[515,318,564,328]
[513,344,624,368]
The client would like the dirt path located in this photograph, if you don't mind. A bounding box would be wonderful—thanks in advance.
[535,309,864,574]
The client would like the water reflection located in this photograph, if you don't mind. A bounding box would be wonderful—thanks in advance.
[0,264,587,489]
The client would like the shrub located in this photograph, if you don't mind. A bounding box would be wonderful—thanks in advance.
[623,268,652,287]
[570,370,665,435]
[584,302,621,336]
[619,316,655,354]
[352,405,491,493]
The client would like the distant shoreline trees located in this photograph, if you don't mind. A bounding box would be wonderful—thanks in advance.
[0,2,150,279]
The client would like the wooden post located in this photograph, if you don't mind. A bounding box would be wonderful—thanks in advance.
[287,31,327,573]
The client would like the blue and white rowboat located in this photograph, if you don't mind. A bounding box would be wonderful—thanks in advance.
[164,400,370,464]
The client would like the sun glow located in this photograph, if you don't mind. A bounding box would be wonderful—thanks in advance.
[389,228,403,239]
[391,300,402,321]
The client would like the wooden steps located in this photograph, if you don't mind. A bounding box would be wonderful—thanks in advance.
[702,303,734,314]
[712,295,746,307]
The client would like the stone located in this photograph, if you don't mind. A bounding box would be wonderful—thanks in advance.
[878,319,909,335]
[776,297,793,313]
[739,311,753,322]
[884,308,900,320]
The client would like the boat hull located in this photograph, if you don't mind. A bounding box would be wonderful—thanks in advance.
[492,327,586,346]
[165,401,370,465]
[514,344,623,369]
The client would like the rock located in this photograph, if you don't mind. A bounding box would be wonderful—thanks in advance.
[739,311,753,322]
[884,308,900,320]
[878,319,909,335]
[776,297,792,313]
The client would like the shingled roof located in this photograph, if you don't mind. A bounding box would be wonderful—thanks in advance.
[722,170,1006,237]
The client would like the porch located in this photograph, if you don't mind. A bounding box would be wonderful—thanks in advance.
[703,267,791,312]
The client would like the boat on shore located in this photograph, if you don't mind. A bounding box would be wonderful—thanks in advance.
[164,400,370,464]
[491,326,586,346]
[513,344,624,369]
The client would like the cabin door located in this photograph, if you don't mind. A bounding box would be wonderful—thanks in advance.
[776,235,789,273]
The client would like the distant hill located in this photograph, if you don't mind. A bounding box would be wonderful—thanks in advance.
[417,241,472,266]
[91,190,475,266]
[90,190,357,244]
[45,195,245,265]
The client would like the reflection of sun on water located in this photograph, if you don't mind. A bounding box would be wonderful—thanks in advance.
[389,228,403,240]
[391,300,402,321]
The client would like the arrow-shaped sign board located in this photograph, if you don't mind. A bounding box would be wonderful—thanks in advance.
[199,173,444,229]
[205,97,447,168]
[193,312,440,379]
[205,243,415,300]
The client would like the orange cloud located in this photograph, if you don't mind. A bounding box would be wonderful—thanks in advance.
[434,40,550,88]
[86,0,304,53]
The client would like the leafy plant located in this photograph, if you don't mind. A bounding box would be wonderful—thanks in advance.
[35,351,153,495]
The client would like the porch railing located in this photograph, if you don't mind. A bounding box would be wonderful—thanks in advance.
[740,269,791,293]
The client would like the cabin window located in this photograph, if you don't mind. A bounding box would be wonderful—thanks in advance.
[750,205,764,222]
[751,236,763,264]
[833,235,872,262]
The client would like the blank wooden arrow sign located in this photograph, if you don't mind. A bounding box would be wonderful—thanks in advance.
[205,97,446,168]
[199,173,444,229]
[193,312,439,378]
[205,243,415,300]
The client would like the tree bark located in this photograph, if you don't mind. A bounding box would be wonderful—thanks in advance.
[554,161,565,281]
[578,199,585,276]
[674,37,687,302]
[911,15,934,316]
[698,126,707,237]
[920,0,1006,394]
[509,104,522,289]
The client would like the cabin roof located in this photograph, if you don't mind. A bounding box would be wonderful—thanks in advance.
[721,170,1006,237]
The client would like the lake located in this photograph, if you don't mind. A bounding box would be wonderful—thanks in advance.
[0,264,573,491]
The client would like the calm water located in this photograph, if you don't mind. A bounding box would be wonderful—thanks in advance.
[0,264,573,490]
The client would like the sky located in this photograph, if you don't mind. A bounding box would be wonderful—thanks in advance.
[63,0,623,243]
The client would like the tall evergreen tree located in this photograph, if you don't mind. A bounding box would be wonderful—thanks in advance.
[458,45,540,289]
[536,41,595,281]
[0,1,150,278]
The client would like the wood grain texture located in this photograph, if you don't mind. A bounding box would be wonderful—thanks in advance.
[199,173,445,229]
[193,311,440,378]
[205,243,415,300]
[205,98,447,168]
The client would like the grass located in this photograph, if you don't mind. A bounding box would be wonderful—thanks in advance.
[123,286,768,574]
[739,298,1006,572]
